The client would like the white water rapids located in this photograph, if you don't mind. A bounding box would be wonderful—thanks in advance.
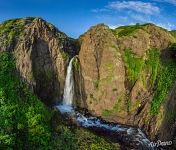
[56,58,159,150]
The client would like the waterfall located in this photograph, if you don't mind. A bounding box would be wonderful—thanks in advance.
[57,58,154,150]
[63,57,74,105]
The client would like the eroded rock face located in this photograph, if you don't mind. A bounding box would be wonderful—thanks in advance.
[0,18,79,105]
[159,86,176,149]
[117,24,176,57]
[79,24,126,120]
[78,23,176,144]
[116,25,176,140]
[72,56,87,108]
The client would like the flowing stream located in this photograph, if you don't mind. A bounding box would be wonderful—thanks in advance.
[56,58,160,150]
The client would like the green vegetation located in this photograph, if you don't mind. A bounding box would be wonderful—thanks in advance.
[0,52,52,149]
[0,19,25,46]
[102,97,123,117]
[72,57,80,72]
[111,23,166,38]
[61,51,69,61]
[52,111,120,150]
[0,52,119,149]
[94,79,100,89]
[170,30,176,38]
[111,45,118,51]
[123,49,144,84]
[102,110,112,117]
[143,48,176,115]
[112,24,143,37]
[150,60,176,115]
[123,48,176,115]
[145,48,160,86]
[46,69,54,80]
[69,127,119,150]
[104,63,114,83]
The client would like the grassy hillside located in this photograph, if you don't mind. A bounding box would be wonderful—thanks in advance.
[111,23,167,38]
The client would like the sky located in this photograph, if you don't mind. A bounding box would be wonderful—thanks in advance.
[0,0,176,38]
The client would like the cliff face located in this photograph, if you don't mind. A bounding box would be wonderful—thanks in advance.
[78,23,176,145]
[79,24,126,118]
[0,18,79,105]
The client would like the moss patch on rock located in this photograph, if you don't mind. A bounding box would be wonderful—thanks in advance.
[145,48,160,86]
[72,57,80,72]
[123,49,144,84]
[61,51,69,61]
[123,47,176,116]
[102,96,124,117]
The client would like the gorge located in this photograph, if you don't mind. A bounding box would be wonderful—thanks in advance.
[0,17,176,150]
[57,57,156,150]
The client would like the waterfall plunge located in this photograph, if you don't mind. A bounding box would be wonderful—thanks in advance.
[63,58,74,105]
[57,58,154,150]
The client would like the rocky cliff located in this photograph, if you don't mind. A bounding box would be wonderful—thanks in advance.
[1,18,176,149]
[78,23,176,148]
[0,17,79,105]
[79,24,126,116]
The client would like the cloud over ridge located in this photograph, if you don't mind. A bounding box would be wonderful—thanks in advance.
[107,1,160,15]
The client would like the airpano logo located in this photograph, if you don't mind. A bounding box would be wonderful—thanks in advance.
[149,140,173,148]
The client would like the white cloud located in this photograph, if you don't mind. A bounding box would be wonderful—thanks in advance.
[156,22,176,30]
[91,8,109,13]
[131,14,148,22]
[108,22,138,29]
[91,0,176,31]
[107,1,160,15]
[153,0,176,5]
[109,22,176,31]
[129,13,152,23]
[108,24,123,29]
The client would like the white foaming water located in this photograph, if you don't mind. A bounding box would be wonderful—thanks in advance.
[56,104,73,113]
[63,58,74,105]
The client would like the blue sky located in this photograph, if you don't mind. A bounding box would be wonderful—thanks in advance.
[0,0,176,38]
